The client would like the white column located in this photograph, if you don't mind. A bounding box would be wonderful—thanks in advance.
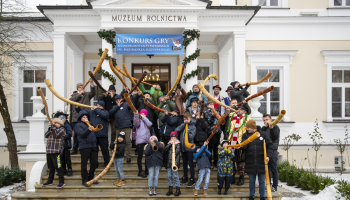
[218,52,229,97]
[114,54,124,92]
[101,35,114,89]
[53,32,67,112]
[184,37,198,92]
[231,31,246,83]
[73,52,84,91]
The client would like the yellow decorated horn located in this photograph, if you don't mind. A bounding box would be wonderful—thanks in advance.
[268,110,286,126]
[184,124,195,149]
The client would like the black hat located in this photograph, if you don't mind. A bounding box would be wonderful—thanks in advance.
[213,85,221,91]
[174,108,180,114]
[113,95,123,101]
[118,131,126,140]
[237,103,251,115]
[108,85,116,91]
[225,86,233,92]
[144,92,150,96]
[190,97,199,103]
[230,81,240,88]
[221,140,229,146]
[54,111,68,119]
[158,82,166,92]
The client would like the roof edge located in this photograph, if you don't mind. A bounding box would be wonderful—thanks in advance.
[206,5,261,25]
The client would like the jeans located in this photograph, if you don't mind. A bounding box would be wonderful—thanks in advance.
[268,150,279,188]
[114,157,124,180]
[248,173,266,198]
[181,151,195,179]
[167,168,180,187]
[148,166,160,187]
[195,168,211,190]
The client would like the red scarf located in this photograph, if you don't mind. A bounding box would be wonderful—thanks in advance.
[231,114,244,142]
[214,96,220,110]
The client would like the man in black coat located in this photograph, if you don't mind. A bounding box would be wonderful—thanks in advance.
[240,119,273,200]
[230,81,250,103]
[262,114,280,192]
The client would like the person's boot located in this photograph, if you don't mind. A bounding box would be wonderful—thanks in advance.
[67,168,73,176]
[260,197,266,200]
[180,177,188,185]
[137,171,147,178]
[70,150,77,154]
[203,189,208,195]
[237,175,244,185]
[187,178,195,187]
[113,178,121,185]
[217,188,221,195]
[148,187,153,196]
[249,196,254,200]
[231,176,236,185]
[174,187,181,196]
[194,190,198,196]
[223,189,229,195]
[166,186,173,196]
[153,187,157,195]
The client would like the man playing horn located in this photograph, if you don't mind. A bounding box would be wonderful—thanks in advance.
[230,81,250,104]
[186,84,208,108]
[212,85,224,112]
[170,84,187,124]
[70,78,95,154]
[157,95,176,140]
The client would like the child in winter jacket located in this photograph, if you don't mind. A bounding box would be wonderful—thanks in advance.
[194,112,208,146]
[175,112,197,187]
[43,118,66,188]
[193,141,211,196]
[113,131,126,187]
[133,109,152,178]
[160,109,179,146]
[163,131,181,196]
[145,136,164,196]
[217,140,236,195]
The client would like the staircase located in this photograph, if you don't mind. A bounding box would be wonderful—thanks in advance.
[12,148,282,199]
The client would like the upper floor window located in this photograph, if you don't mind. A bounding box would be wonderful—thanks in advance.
[333,0,350,6]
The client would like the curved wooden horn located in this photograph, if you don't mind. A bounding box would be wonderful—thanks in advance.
[227,132,260,148]
[109,60,130,91]
[236,86,274,107]
[44,79,93,109]
[83,48,108,89]
[184,124,196,149]
[37,87,52,123]
[240,72,273,87]
[115,65,152,86]
[167,65,182,96]
[123,63,144,98]
[85,121,103,132]
[129,71,147,95]
[199,74,218,98]
[268,110,286,126]
[178,65,186,83]
[197,82,237,113]
[206,113,227,143]
[88,71,107,93]
[124,93,137,112]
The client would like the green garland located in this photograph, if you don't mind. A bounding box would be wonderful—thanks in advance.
[183,66,202,84]
[182,49,201,66]
[226,113,248,135]
[183,29,200,50]
[97,68,116,85]
[97,29,116,48]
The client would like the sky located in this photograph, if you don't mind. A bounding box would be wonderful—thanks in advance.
[26,0,80,12]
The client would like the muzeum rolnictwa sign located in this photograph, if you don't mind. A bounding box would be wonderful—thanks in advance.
[112,15,187,22]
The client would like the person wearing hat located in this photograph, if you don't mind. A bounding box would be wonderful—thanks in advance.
[186,97,200,118]
[212,85,224,111]
[221,86,233,115]
[139,82,165,107]
[186,84,208,108]
[230,81,250,104]
[160,109,179,145]
[42,117,66,188]
[75,100,110,167]
[224,103,252,185]
[54,112,73,176]
[70,78,95,154]
[164,131,181,196]
[239,119,273,200]
[157,95,176,140]
[113,131,126,187]
[109,94,134,163]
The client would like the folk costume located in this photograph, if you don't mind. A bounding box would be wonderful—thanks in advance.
[212,85,224,111]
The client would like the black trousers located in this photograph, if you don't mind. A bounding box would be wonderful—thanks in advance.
[181,151,195,179]
[80,148,98,183]
[72,122,79,151]
[136,143,148,173]
[61,148,72,171]
[47,153,64,183]
[153,117,160,140]
[217,175,233,190]
[268,150,279,188]
[208,133,220,165]
[96,137,110,167]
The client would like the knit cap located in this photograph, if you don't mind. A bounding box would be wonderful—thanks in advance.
[245,119,257,129]
[108,85,116,91]
[118,131,126,140]
[140,109,148,116]
[170,131,178,138]
[76,83,83,90]
[97,101,105,108]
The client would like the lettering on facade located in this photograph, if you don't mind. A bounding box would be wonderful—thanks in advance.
[112,15,187,22]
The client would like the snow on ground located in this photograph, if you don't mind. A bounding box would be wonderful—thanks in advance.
[0,181,26,200]
[317,173,350,182]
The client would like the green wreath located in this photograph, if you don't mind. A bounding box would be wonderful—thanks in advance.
[226,113,249,134]
[182,29,201,85]
[183,66,202,84]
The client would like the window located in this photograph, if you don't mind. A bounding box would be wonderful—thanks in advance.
[257,69,281,116]
[331,70,350,118]
[333,0,350,6]
[258,0,279,6]
[132,64,171,92]
[22,69,46,118]
[253,0,288,7]
[198,66,210,92]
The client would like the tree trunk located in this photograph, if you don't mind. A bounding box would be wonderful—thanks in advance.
[0,81,19,167]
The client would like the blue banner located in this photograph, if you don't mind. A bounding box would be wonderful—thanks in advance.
[116,34,183,55]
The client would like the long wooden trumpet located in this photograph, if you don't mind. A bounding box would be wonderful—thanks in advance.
[153,145,158,151]
[199,74,218,99]
[264,139,273,200]
[144,99,169,114]
[167,65,182,96]
[197,82,237,113]
[123,64,144,98]
[37,87,52,124]
[123,93,136,112]
[115,65,152,86]
[210,107,226,125]
[199,100,205,117]
[83,48,108,89]
[236,86,275,107]
[227,132,260,148]
[85,121,103,132]
[184,124,196,149]
[268,110,286,125]
[86,140,117,186]
[129,71,147,95]
[172,143,178,171]
[44,79,93,109]
[240,72,273,87]
[206,113,227,143]
[109,60,130,91]
[88,71,107,93]
[179,65,185,83]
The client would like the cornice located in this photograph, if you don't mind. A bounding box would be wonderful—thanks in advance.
[246,50,298,66]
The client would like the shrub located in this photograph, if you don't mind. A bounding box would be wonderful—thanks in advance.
[286,165,298,186]
[293,168,305,187]
[0,165,26,187]
[299,170,312,190]
[278,160,290,182]
[336,179,350,200]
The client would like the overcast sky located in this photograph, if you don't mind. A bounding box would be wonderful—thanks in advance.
[27,0,77,12]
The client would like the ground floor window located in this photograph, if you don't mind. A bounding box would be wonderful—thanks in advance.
[331,69,350,118]
[132,64,171,92]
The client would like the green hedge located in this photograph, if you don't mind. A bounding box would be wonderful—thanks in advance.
[0,166,26,187]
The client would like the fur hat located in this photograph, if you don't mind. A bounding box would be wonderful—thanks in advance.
[118,131,126,140]
[52,118,64,127]
[97,101,105,108]
[213,85,222,91]
[221,140,229,146]
[140,109,148,116]
[158,82,166,92]
[245,119,257,129]
[238,103,251,115]
[170,131,178,138]
[76,83,83,90]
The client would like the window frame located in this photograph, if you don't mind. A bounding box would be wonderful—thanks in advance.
[330,0,350,7]
[252,0,288,8]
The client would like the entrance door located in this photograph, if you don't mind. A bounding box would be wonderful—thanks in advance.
[132,64,171,93]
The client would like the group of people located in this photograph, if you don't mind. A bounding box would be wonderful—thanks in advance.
[42,78,280,200]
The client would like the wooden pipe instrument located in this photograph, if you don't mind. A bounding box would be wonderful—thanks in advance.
[85,121,103,132]
[172,143,178,171]
[109,60,130,91]
[153,145,158,151]
[199,74,218,99]
[83,48,108,89]
[268,110,286,126]
[115,65,152,86]
[123,93,137,112]
[210,107,226,125]
[184,124,196,149]
[44,79,93,109]
[144,99,171,115]
[129,71,147,95]
[123,63,144,98]
[206,113,227,143]
[88,71,107,93]
[86,140,117,186]
[167,65,182,96]
[197,82,237,113]
[37,87,52,124]
[264,139,273,200]
[236,86,275,107]
[227,132,260,148]
[240,72,273,87]
[199,100,205,117]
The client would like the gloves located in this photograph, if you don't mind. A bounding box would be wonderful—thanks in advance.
[245,83,250,90]
[177,84,182,89]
